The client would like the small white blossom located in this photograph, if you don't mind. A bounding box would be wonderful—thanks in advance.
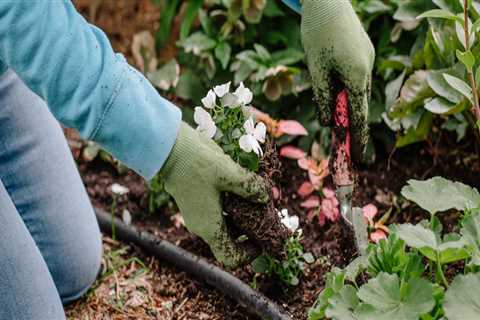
[194,107,217,138]
[213,82,231,97]
[234,82,253,106]
[111,183,129,196]
[278,208,299,232]
[122,209,132,225]
[239,117,266,156]
[201,90,216,109]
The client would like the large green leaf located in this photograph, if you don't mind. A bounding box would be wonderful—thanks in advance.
[401,177,480,214]
[395,224,469,264]
[325,285,360,320]
[357,273,435,320]
[461,213,480,266]
[443,273,480,320]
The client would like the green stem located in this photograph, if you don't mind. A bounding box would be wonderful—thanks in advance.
[111,196,117,241]
[436,253,449,288]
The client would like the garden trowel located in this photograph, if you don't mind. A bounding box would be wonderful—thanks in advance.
[332,89,368,255]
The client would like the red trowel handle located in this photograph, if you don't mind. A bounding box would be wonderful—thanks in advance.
[332,89,354,187]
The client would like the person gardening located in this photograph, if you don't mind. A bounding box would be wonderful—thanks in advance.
[0,1,374,319]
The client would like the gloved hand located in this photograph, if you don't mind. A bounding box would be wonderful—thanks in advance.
[160,122,268,267]
[301,0,375,162]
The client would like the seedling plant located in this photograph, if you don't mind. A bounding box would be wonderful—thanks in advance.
[309,176,480,320]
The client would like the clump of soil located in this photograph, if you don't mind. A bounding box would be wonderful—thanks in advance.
[223,138,291,257]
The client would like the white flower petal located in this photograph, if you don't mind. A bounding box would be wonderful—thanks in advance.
[239,135,254,153]
[234,82,253,105]
[194,107,216,138]
[253,122,266,143]
[201,90,216,109]
[213,82,231,97]
[251,139,263,156]
[243,117,255,134]
[194,107,211,125]
[111,183,129,195]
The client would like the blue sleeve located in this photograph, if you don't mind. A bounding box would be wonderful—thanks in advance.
[0,1,181,180]
[281,0,301,14]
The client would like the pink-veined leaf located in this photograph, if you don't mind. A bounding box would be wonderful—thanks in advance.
[300,195,320,208]
[362,203,378,225]
[298,181,315,198]
[322,187,336,199]
[370,230,387,243]
[321,197,340,222]
[308,171,323,190]
[277,120,308,137]
[279,145,306,159]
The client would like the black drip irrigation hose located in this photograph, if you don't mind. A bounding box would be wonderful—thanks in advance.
[94,208,292,320]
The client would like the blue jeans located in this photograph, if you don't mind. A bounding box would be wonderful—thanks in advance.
[0,69,102,319]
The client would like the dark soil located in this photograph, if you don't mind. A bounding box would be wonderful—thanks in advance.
[223,139,290,257]
[70,127,480,320]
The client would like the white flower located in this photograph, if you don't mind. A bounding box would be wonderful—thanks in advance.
[194,107,217,138]
[239,117,266,156]
[234,82,253,106]
[111,183,129,196]
[122,209,132,225]
[201,90,216,109]
[277,208,299,232]
[213,82,231,97]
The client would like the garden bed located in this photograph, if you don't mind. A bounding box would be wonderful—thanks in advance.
[66,129,480,320]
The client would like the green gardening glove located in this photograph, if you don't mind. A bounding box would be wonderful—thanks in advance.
[301,0,375,162]
[160,122,268,268]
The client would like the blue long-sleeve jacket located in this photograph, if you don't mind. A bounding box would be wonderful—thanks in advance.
[0,1,299,181]
[281,0,301,13]
[0,1,181,180]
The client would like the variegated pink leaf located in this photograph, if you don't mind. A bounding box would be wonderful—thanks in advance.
[277,120,308,136]
[297,181,315,198]
[279,145,306,160]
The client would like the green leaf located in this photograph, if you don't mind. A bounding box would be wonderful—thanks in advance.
[461,213,480,266]
[303,252,315,264]
[357,273,435,320]
[395,111,433,148]
[253,43,271,62]
[395,223,469,263]
[179,0,203,41]
[147,59,180,91]
[177,32,217,55]
[251,255,270,273]
[308,287,335,320]
[156,0,181,49]
[443,273,480,320]
[325,285,360,320]
[401,177,480,214]
[417,9,464,25]
[345,255,368,282]
[214,42,232,69]
[427,66,465,104]
[389,70,435,118]
[424,97,454,114]
[443,73,473,103]
[456,50,476,72]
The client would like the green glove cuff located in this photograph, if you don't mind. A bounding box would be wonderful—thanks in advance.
[160,122,196,181]
[302,0,351,33]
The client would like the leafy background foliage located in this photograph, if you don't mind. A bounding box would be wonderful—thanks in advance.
[145,0,480,164]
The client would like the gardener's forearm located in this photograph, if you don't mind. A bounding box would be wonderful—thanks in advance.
[0,1,181,180]
[280,0,350,16]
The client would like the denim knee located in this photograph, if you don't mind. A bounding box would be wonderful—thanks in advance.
[59,231,102,305]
